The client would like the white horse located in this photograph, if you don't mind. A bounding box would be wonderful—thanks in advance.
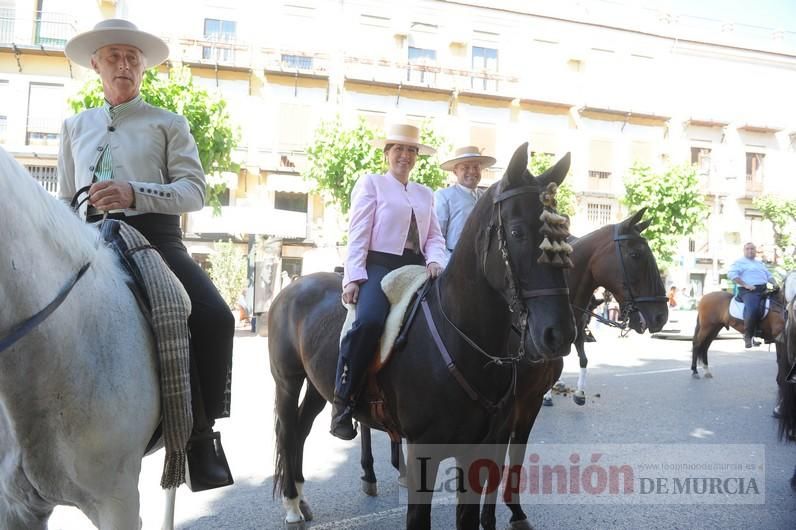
[0,146,176,529]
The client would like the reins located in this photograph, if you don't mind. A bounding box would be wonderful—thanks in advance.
[0,187,102,354]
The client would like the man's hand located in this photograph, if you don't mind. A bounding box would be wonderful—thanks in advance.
[89,181,135,211]
[342,282,360,304]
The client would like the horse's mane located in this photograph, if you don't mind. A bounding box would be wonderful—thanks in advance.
[0,148,102,267]
[784,271,796,306]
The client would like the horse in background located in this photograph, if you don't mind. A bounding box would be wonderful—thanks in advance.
[0,147,166,529]
[543,208,669,405]
[692,284,786,378]
[776,271,796,490]
[268,144,576,530]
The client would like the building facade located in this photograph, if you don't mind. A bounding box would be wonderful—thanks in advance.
[2,0,795,304]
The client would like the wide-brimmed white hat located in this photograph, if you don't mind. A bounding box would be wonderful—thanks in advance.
[65,19,169,69]
[440,146,496,171]
[372,123,436,156]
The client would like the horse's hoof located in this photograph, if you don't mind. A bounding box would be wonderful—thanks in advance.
[397,475,407,488]
[542,396,553,407]
[703,371,713,379]
[506,518,534,530]
[299,500,313,522]
[284,518,305,530]
[691,372,700,379]
[573,391,586,406]
[361,479,378,496]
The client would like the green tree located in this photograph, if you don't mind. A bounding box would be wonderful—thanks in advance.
[207,240,248,309]
[753,195,796,269]
[622,163,708,267]
[68,66,238,212]
[305,117,447,215]
[529,152,575,217]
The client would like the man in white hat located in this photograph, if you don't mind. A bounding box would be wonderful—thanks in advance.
[57,19,233,490]
[434,145,496,252]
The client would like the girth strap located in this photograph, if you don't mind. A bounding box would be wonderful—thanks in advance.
[521,287,569,298]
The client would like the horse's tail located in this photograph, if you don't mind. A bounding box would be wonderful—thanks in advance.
[779,380,796,443]
[692,315,703,362]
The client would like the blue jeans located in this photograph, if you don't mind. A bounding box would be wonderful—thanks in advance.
[740,285,766,339]
[335,250,424,402]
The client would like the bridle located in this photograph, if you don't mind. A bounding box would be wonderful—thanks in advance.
[612,224,667,327]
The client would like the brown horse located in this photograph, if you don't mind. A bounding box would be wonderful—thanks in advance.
[358,210,669,530]
[692,288,786,378]
[775,271,796,490]
[268,144,576,530]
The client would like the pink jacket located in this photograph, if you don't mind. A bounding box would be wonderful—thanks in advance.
[343,172,448,286]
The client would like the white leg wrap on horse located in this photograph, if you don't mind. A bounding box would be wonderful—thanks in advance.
[283,496,304,523]
[544,389,553,400]
[296,481,304,501]
[578,367,587,391]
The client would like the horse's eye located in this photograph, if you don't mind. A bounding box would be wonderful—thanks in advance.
[510,228,524,239]
[630,251,641,259]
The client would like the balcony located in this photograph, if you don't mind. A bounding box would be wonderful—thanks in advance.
[0,9,76,49]
[178,37,252,70]
[187,205,308,239]
[263,48,329,78]
[744,173,764,196]
[586,170,613,193]
[343,55,519,97]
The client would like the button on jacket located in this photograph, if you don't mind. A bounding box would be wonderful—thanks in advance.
[57,97,205,217]
[344,172,447,286]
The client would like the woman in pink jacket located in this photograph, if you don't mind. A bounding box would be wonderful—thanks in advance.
[331,123,447,440]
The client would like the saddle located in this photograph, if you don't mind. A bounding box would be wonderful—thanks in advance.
[729,296,770,321]
[339,265,430,440]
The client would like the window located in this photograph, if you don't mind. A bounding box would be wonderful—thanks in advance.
[26,164,58,193]
[407,46,436,84]
[275,192,308,213]
[691,147,711,174]
[588,170,611,179]
[281,256,303,278]
[745,152,764,183]
[203,18,237,62]
[281,54,313,70]
[26,82,63,146]
[0,2,14,44]
[34,0,71,48]
[471,46,498,91]
[589,139,613,175]
[470,122,496,160]
[587,203,612,225]
[0,79,7,143]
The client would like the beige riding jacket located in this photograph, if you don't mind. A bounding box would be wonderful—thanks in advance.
[57,97,206,218]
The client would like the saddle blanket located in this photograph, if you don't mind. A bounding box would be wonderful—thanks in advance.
[341,265,427,364]
[729,297,769,321]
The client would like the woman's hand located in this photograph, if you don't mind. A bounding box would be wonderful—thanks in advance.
[342,282,360,304]
[427,262,443,279]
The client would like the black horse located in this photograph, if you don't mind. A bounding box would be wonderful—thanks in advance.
[268,143,576,530]
[358,211,669,530]
[776,272,796,491]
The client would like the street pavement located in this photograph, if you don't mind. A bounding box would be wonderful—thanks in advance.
[49,326,796,529]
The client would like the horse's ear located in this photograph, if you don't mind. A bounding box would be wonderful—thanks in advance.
[635,219,652,233]
[503,142,529,187]
[620,208,647,231]
[536,152,571,188]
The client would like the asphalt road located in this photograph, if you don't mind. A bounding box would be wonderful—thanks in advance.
[49,327,796,530]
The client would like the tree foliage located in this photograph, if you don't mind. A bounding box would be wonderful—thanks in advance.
[208,240,248,309]
[622,163,708,267]
[753,195,796,269]
[68,66,238,211]
[305,117,447,215]
[528,152,575,217]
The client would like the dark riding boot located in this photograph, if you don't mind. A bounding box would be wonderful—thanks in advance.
[330,395,357,440]
[185,427,234,491]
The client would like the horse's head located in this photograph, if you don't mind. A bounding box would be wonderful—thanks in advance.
[476,143,576,360]
[594,208,668,334]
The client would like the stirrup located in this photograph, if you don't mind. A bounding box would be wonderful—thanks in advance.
[185,430,234,492]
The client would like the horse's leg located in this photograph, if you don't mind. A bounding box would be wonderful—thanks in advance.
[573,336,588,406]
[692,318,720,379]
[274,376,306,528]
[542,388,553,406]
[791,465,796,492]
[501,401,543,530]
[405,442,438,530]
[360,426,378,496]
[479,442,510,530]
[294,382,327,521]
[396,439,407,487]
[161,487,176,530]
[0,492,52,530]
[456,453,482,530]
[95,476,141,530]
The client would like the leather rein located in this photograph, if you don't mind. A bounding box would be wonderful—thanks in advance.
[0,187,98,354]
[419,183,569,413]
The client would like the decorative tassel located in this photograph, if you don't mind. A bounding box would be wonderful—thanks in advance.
[562,256,574,268]
[551,253,564,266]
[560,242,573,254]
[539,210,552,223]
[550,241,562,253]
[540,222,553,236]
[538,252,551,264]
[539,237,553,251]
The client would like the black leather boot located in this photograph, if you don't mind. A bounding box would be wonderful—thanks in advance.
[185,428,234,492]
[330,396,357,440]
